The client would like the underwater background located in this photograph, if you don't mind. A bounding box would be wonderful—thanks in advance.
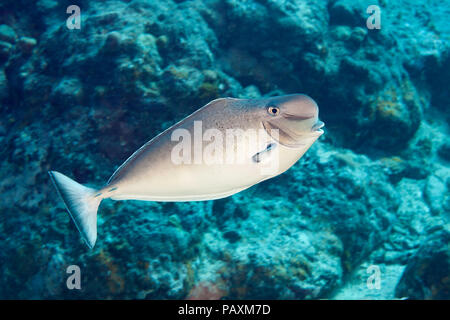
[0,0,449,299]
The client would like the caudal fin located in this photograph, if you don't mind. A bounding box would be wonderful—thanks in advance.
[48,171,102,249]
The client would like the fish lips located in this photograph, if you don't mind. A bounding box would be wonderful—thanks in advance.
[311,120,325,133]
[262,119,325,148]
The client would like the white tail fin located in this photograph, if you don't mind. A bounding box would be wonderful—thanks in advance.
[48,171,102,249]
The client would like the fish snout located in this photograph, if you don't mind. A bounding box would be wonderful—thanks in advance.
[311,120,325,134]
[277,94,319,121]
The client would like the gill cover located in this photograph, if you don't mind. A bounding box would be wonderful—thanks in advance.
[262,120,306,148]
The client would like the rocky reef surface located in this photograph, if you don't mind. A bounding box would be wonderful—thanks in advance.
[0,0,448,299]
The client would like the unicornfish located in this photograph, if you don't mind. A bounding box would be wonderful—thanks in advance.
[49,94,325,248]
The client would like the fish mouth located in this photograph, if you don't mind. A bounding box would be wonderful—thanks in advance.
[311,120,325,133]
[282,113,316,121]
[262,119,325,147]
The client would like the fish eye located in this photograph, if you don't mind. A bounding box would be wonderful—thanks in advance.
[267,106,279,116]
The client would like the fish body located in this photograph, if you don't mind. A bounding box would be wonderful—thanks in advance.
[49,94,324,248]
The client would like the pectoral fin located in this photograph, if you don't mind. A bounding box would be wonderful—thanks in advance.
[252,143,277,163]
